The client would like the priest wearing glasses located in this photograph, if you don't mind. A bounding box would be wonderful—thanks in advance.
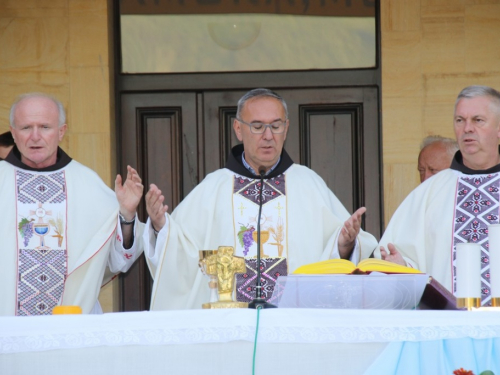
[143,88,377,310]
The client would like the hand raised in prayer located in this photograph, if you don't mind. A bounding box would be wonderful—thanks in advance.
[338,207,366,259]
[379,243,407,266]
[115,165,144,221]
[145,184,169,232]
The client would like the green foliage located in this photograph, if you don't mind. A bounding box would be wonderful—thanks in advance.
[18,218,31,235]
[237,225,248,247]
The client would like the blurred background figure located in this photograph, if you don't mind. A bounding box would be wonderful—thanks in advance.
[418,135,458,183]
[0,131,14,160]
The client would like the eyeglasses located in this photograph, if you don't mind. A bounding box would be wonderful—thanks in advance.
[236,118,287,134]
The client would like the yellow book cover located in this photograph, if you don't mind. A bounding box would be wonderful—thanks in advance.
[293,258,422,275]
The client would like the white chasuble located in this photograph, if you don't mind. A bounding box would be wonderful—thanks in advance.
[15,169,68,316]
[146,145,378,310]
[1,149,143,316]
[375,161,500,306]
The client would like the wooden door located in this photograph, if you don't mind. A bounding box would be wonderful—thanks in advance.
[119,87,381,311]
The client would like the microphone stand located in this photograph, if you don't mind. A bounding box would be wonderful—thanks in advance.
[249,168,277,309]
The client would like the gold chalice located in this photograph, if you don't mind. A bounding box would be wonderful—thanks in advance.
[252,230,269,258]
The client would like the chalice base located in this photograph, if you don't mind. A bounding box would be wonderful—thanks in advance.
[202,301,248,309]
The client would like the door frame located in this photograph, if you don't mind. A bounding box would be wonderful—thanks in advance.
[111,0,383,311]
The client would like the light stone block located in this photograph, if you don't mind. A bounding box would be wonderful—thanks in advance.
[69,12,109,68]
[421,0,465,18]
[69,66,111,134]
[382,31,423,97]
[422,17,465,74]
[382,96,423,164]
[381,0,422,32]
[465,5,500,73]
[383,163,420,225]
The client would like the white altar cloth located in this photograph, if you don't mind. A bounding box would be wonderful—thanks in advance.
[1,309,500,374]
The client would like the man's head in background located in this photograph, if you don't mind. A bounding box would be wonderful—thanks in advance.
[418,135,459,183]
[0,131,15,160]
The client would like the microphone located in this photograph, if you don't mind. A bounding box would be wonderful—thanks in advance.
[249,167,277,309]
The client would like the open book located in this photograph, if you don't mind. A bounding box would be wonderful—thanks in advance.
[293,258,422,275]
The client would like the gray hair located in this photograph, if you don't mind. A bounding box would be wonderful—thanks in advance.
[455,85,500,115]
[420,135,459,158]
[10,92,66,128]
[236,88,288,120]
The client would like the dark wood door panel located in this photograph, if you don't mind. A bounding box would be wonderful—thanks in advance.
[281,87,380,237]
[305,111,355,212]
[119,92,198,311]
[360,87,382,237]
[143,111,181,211]
[280,87,367,161]
[203,90,245,173]
[121,92,199,206]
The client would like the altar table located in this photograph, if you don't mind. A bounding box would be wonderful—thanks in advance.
[1,309,500,374]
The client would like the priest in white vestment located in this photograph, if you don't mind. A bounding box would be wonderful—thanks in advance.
[0,93,144,316]
[143,88,378,310]
[375,85,500,306]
